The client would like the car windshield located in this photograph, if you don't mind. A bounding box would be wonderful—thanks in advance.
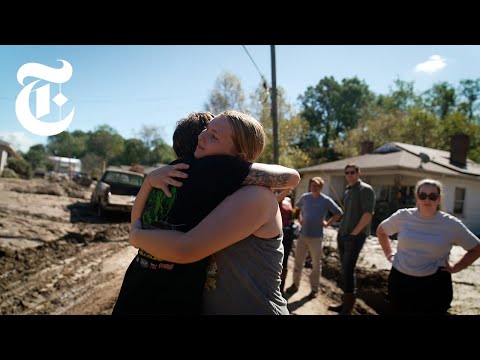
[103,171,143,186]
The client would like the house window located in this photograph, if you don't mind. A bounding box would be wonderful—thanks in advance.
[453,187,465,215]
[374,185,390,202]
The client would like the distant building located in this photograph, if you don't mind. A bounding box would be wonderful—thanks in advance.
[0,140,17,176]
[49,156,82,174]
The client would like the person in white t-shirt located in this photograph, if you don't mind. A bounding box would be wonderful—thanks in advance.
[376,178,480,314]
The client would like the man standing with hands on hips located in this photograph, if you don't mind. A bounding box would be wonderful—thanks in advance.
[329,164,375,314]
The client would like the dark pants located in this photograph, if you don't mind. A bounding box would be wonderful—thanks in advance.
[112,255,207,315]
[388,266,453,314]
[280,226,295,291]
[337,233,366,293]
[282,226,295,270]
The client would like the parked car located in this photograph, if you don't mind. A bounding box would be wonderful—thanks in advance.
[90,167,144,217]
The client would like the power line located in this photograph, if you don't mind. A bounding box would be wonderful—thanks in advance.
[242,45,279,163]
[241,45,268,90]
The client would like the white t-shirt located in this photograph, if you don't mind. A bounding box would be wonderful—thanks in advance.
[380,208,480,277]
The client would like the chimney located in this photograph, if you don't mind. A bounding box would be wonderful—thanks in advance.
[450,133,469,168]
[360,140,374,155]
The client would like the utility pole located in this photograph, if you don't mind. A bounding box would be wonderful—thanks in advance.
[270,45,279,164]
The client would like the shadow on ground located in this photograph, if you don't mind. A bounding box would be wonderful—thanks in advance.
[321,244,392,314]
[67,202,130,224]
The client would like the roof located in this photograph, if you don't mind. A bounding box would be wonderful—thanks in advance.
[0,139,17,155]
[298,142,480,178]
[388,142,480,176]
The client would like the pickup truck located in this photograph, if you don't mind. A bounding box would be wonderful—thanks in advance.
[90,167,144,217]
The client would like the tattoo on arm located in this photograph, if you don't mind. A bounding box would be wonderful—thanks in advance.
[242,168,289,188]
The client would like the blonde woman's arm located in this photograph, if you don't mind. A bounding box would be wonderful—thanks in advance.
[244,163,300,190]
[130,185,280,263]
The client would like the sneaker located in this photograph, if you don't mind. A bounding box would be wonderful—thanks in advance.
[285,284,298,295]
[307,290,318,299]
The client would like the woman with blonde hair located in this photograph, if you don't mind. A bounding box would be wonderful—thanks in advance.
[376,178,480,314]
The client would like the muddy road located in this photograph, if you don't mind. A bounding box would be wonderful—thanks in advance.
[0,178,137,315]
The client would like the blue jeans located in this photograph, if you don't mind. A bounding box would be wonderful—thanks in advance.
[337,233,366,293]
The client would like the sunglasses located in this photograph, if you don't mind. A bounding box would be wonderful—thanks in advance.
[418,192,439,201]
[345,171,357,175]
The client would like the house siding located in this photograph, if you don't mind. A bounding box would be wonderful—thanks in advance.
[441,177,480,236]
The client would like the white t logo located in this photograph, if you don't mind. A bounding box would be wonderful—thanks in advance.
[15,59,75,136]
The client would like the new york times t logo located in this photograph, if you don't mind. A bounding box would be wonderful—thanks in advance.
[15,59,75,136]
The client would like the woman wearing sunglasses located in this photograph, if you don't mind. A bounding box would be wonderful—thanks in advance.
[376,178,480,314]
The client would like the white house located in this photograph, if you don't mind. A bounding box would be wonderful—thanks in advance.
[296,134,480,235]
[0,140,17,176]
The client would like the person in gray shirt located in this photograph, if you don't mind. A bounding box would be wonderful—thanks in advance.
[285,177,343,299]
[377,178,480,314]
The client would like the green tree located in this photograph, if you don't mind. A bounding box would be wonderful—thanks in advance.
[401,107,439,148]
[205,71,246,113]
[422,82,456,120]
[276,115,313,168]
[81,152,103,179]
[7,156,32,179]
[86,125,125,164]
[69,130,88,158]
[435,111,480,162]
[147,141,175,165]
[298,76,373,160]
[23,144,52,170]
[134,124,174,165]
[457,79,480,122]
[47,132,72,157]
[334,106,406,158]
[249,82,311,167]
[299,76,339,149]
[388,78,421,110]
[136,125,164,151]
[46,130,88,159]
[115,138,149,166]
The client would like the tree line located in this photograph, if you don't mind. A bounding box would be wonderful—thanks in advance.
[11,125,175,179]
[11,72,480,179]
[206,73,480,167]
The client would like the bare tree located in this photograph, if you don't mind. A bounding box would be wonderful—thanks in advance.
[205,72,246,113]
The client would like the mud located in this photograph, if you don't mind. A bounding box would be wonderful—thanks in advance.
[0,178,478,315]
